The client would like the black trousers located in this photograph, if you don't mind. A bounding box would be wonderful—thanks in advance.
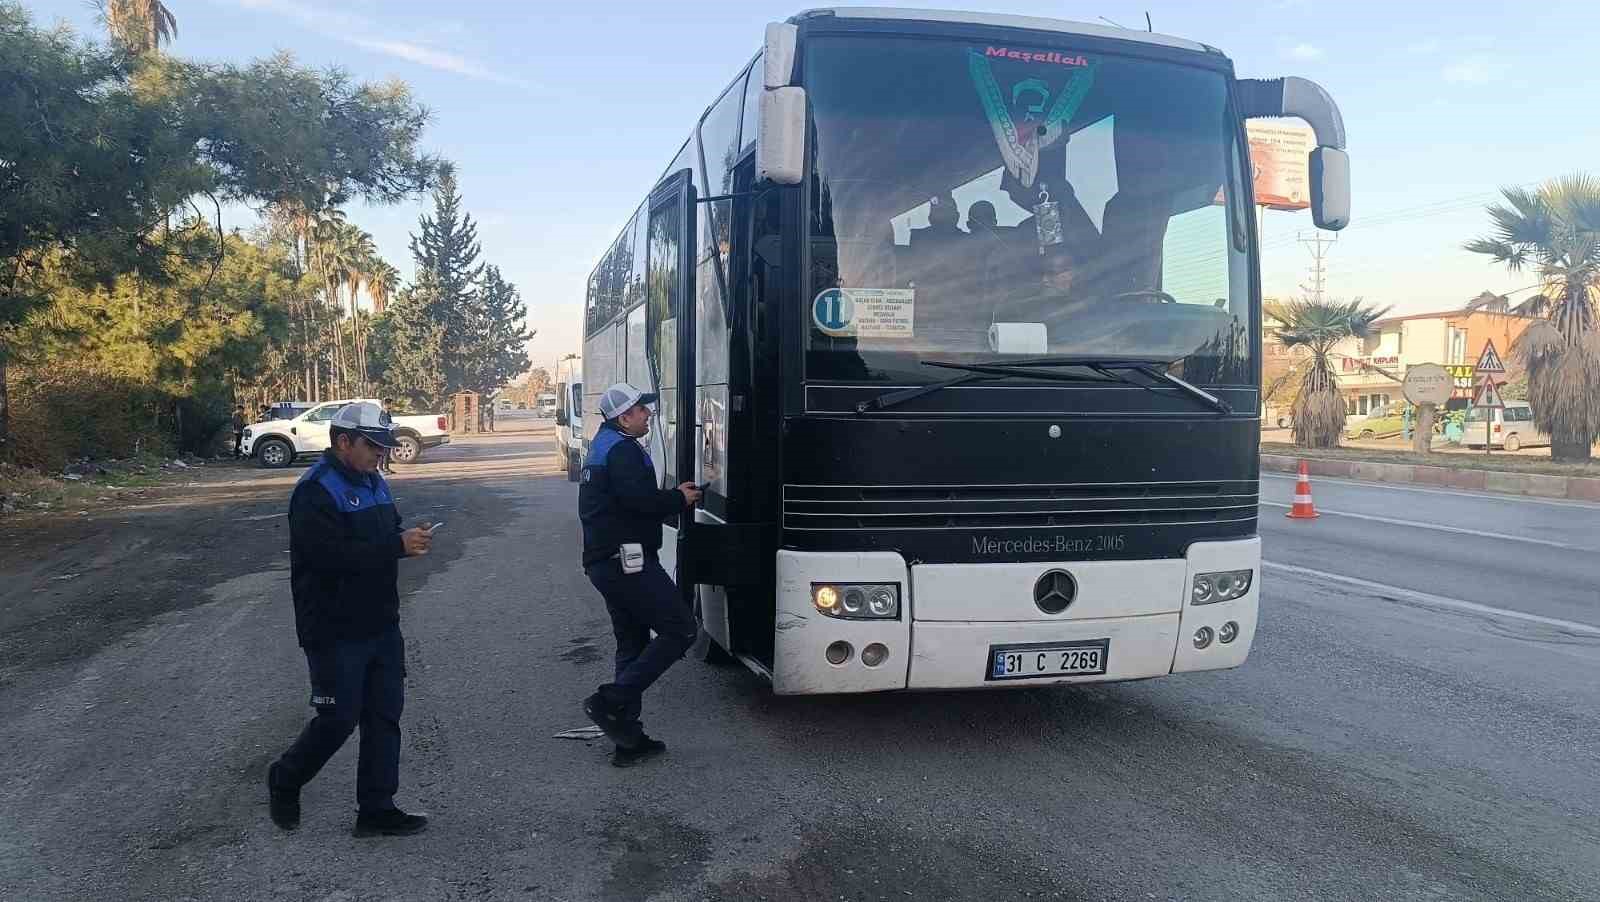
[232,431,244,457]
[586,557,696,722]
[273,625,405,813]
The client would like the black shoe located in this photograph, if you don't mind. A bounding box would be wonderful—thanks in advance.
[583,692,638,746]
[611,736,667,768]
[267,762,300,831]
[352,808,429,838]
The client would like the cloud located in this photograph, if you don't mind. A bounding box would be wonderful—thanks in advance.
[1284,43,1324,61]
[1443,56,1507,85]
[230,0,529,88]
[1406,38,1441,55]
[350,38,532,88]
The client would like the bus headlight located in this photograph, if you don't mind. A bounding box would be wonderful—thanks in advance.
[812,583,900,620]
[1192,570,1252,605]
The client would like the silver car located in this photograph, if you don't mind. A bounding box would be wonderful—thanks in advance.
[1463,401,1549,451]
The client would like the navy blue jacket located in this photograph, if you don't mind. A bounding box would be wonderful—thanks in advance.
[289,450,406,646]
[578,422,685,567]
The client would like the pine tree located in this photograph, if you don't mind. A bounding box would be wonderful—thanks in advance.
[369,286,447,410]
[408,163,483,391]
[462,265,533,393]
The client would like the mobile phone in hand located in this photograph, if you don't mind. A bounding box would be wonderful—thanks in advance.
[426,522,445,533]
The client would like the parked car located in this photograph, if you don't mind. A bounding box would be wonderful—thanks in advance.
[240,399,450,468]
[1463,401,1548,451]
[1344,402,1442,441]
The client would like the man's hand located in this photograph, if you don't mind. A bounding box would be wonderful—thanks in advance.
[677,482,704,507]
[401,523,434,557]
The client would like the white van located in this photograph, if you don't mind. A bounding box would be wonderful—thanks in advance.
[555,356,583,480]
[1463,401,1548,451]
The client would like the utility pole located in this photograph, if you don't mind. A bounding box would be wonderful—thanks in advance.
[1298,230,1338,302]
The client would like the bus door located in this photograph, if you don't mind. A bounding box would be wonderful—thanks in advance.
[645,170,697,579]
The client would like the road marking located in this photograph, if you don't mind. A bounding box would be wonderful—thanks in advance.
[1262,561,1600,636]
[1260,471,1600,511]
[1258,500,1579,549]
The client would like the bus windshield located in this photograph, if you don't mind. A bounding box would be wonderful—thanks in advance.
[805,35,1254,386]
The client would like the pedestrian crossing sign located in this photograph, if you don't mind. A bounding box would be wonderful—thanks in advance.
[1474,340,1506,374]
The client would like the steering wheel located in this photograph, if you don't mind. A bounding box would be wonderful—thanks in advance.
[1114,289,1178,305]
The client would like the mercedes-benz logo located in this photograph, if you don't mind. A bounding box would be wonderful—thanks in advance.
[1033,569,1077,614]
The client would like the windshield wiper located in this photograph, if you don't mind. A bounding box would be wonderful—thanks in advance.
[959,356,1235,416]
[854,360,1114,414]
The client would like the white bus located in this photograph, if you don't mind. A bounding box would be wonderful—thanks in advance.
[580,8,1349,694]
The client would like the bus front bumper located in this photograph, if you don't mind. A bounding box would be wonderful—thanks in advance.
[772,538,1260,695]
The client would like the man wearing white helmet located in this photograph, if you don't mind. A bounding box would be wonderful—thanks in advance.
[266,402,436,836]
[578,383,702,767]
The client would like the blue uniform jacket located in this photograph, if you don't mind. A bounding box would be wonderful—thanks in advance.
[288,450,405,646]
[578,422,685,567]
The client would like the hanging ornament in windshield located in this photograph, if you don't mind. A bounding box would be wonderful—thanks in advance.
[967,48,1098,189]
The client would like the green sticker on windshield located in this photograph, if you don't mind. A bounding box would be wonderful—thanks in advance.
[968,48,1098,189]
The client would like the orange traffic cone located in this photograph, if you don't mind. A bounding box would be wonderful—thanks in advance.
[1285,460,1319,519]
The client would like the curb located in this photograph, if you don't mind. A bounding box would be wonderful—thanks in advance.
[1260,454,1600,502]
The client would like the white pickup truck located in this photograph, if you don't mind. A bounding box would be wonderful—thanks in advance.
[241,399,450,468]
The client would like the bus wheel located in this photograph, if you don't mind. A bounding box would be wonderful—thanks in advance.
[692,594,738,666]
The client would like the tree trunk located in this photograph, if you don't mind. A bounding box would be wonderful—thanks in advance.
[1412,403,1435,454]
[0,355,9,461]
[1552,435,1593,462]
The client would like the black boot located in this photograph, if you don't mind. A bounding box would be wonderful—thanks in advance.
[352,807,429,838]
[611,735,667,768]
[582,691,637,746]
[267,762,300,831]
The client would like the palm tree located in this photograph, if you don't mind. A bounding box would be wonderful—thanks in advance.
[102,0,177,55]
[1463,289,1552,318]
[369,261,401,315]
[1269,298,1391,448]
[1465,174,1600,461]
[338,226,379,396]
[309,210,354,396]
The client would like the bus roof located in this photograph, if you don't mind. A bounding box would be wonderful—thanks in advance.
[792,7,1214,55]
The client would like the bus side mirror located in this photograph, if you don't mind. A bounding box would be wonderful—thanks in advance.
[1238,75,1350,230]
[555,411,568,427]
[758,87,806,186]
[1310,147,1349,231]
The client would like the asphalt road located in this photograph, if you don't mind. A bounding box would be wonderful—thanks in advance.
[2,420,1596,901]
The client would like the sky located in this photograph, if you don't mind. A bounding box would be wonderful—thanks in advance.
[24,0,1598,376]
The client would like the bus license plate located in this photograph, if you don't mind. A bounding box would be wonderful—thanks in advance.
[987,640,1110,681]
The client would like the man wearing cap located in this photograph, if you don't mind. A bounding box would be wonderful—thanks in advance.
[578,383,702,767]
[267,401,436,836]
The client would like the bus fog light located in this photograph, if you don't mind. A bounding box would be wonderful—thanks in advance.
[1219,621,1240,644]
[825,641,853,665]
[861,643,889,667]
[1192,570,1252,605]
[1193,626,1215,649]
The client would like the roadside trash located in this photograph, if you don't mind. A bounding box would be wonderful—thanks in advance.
[62,474,83,481]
